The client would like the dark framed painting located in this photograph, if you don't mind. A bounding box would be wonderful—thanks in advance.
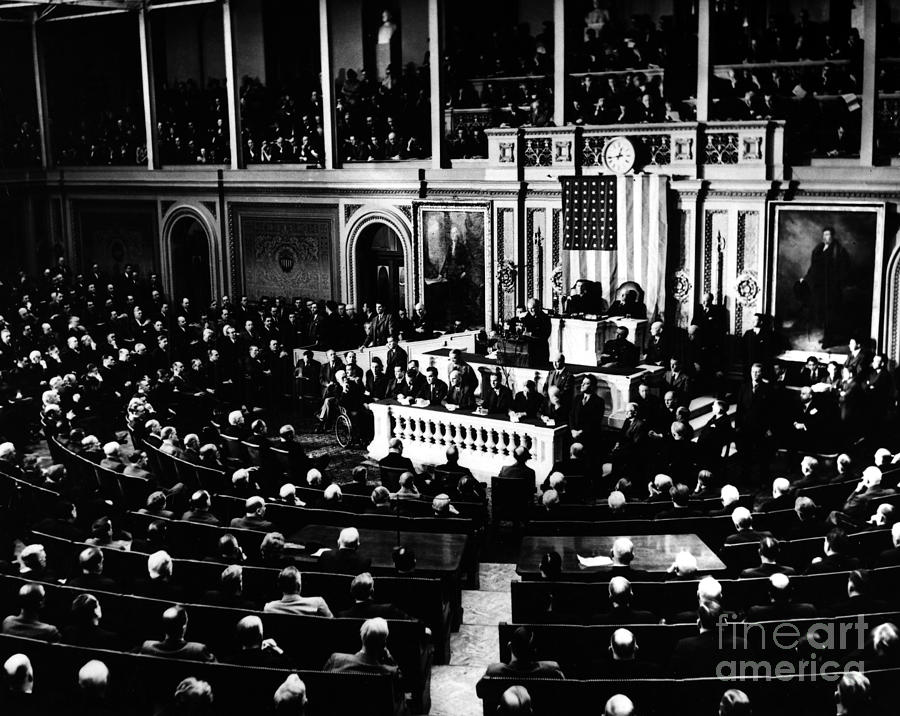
[415,202,493,330]
[766,201,886,355]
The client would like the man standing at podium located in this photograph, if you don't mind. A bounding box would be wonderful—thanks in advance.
[520,298,552,367]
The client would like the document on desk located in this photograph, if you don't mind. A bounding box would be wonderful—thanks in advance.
[576,554,614,568]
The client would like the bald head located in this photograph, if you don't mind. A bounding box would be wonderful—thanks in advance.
[499,685,532,714]
[78,660,109,694]
[611,537,634,565]
[608,576,632,606]
[2,654,33,694]
[604,694,635,716]
[609,628,636,661]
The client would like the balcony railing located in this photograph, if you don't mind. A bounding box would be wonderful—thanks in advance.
[484,120,785,179]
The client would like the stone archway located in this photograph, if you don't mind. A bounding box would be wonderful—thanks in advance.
[161,204,221,306]
[345,206,414,310]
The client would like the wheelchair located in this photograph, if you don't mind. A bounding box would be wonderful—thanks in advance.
[334,406,361,448]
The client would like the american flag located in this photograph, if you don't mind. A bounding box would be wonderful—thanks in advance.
[561,176,618,251]
[560,174,670,320]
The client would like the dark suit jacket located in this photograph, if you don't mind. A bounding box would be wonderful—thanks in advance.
[805,553,861,575]
[337,601,412,621]
[669,631,746,677]
[484,660,564,679]
[739,563,797,578]
[483,385,513,414]
[324,650,398,676]
[736,380,774,434]
[416,379,449,405]
[445,384,475,409]
[724,528,773,545]
[745,601,818,621]
[498,462,536,482]
[544,367,576,402]
[318,547,372,574]
[587,605,658,625]
[379,452,415,474]
[139,638,215,662]
[569,393,605,439]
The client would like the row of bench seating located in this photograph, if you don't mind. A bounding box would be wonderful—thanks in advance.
[495,613,900,679]
[31,529,454,665]
[510,564,900,623]
[0,633,402,716]
[0,572,433,712]
[475,669,900,716]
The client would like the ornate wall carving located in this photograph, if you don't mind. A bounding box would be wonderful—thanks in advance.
[232,206,337,300]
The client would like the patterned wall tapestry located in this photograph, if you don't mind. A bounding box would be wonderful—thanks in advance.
[238,213,335,299]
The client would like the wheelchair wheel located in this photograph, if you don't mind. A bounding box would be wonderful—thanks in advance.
[335,413,353,448]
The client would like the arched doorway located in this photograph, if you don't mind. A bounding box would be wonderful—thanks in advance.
[356,223,406,310]
[169,215,212,309]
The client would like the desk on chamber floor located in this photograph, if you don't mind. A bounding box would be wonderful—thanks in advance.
[421,349,664,427]
[367,399,567,484]
[517,533,727,577]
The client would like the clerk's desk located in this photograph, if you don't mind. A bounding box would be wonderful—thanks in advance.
[422,349,664,427]
[549,315,648,367]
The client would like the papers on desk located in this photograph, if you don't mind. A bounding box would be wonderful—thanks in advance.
[474,407,489,416]
[540,416,556,426]
[577,554,614,568]
[309,548,331,557]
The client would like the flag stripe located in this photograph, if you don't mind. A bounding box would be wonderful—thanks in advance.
[560,174,668,321]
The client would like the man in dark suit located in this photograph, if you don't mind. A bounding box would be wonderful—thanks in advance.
[229,496,274,531]
[745,573,817,621]
[364,357,389,400]
[594,628,661,678]
[485,626,565,678]
[805,528,862,574]
[739,537,797,578]
[323,617,401,676]
[181,490,220,525]
[447,349,479,392]
[643,321,671,366]
[588,577,658,625]
[663,357,692,404]
[378,438,415,473]
[841,466,895,523]
[656,483,703,520]
[138,606,215,662]
[336,572,412,620]
[669,601,745,677]
[416,366,448,406]
[753,477,795,513]
[735,362,774,477]
[363,303,395,347]
[318,349,344,395]
[724,507,773,545]
[797,355,824,386]
[498,446,536,483]
[67,547,117,592]
[513,380,542,417]
[520,298,552,367]
[788,385,825,451]
[483,372,513,414]
[543,354,576,409]
[826,570,890,617]
[569,374,605,465]
[876,524,900,567]
[600,325,639,368]
[223,616,294,668]
[386,364,412,399]
[384,335,408,375]
[445,369,475,409]
[318,527,372,574]
[697,399,733,471]
[272,424,328,477]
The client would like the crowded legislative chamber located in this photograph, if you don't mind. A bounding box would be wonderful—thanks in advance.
[3,0,900,714]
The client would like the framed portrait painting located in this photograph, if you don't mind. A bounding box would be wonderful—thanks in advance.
[415,202,493,330]
[766,201,886,355]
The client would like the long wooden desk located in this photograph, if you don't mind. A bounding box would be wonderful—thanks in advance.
[421,349,664,427]
[517,533,727,577]
[294,330,479,373]
[288,524,468,575]
[550,315,648,367]
[367,399,567,484]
